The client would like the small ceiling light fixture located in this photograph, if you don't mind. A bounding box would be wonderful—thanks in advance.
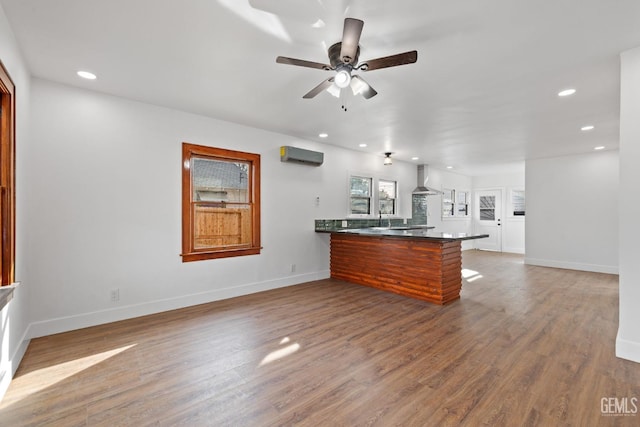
[581,125,595,131]
[594,146,605,150]
[558,88,576,97]
[411,156,419,161]
[383,152,393,165]
[318,133,328,138]
[446,165,454,169]
[359,143,367,148]
[77,70,97,80]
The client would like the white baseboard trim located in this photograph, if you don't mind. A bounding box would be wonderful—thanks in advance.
[28,270,330,339]
[503,247,525,255]
[524,257,618,275]
[616,331,640,363]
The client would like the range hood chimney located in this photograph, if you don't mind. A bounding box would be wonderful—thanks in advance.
[412,165,443,195]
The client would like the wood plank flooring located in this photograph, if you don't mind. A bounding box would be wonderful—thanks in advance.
[1,251,639,426]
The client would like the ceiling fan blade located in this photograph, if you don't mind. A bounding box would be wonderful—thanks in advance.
[276,56,332,70]
[359,50,418,71]
[340,18,364,64]
[303,77,335,99]
[350,75,377,99]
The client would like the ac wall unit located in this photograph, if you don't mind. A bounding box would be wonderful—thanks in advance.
[280,146,324,166]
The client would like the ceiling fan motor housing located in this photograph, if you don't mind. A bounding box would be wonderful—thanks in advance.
[329,42,360,67]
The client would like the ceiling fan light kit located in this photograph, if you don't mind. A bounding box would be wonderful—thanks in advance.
[334,67,351,88]
[276,18,417,101]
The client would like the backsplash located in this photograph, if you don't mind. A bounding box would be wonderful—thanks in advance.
[315,217,423,231]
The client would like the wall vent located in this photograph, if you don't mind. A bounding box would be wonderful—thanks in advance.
[280,146,324,166]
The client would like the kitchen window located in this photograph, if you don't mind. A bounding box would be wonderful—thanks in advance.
[442,189,470,219]
[442,189,455,217]
[456,190,470,217]
[378,179,397,215]
[181,143,261,262]
[511,189,525,216]
[349,175,373,215]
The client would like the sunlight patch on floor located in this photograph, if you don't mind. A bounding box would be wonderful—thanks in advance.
[260,337,300,366]
[462,268,483,282]
[2,344,136,406]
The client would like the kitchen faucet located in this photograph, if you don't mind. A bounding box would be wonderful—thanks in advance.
[379,210,391,227]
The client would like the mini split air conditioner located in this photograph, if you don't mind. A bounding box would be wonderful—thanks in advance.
[280,146,324,166]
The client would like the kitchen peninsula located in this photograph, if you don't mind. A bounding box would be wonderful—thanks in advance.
[322,227,488,305]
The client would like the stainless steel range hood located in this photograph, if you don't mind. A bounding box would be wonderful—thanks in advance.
[412,165,443,195]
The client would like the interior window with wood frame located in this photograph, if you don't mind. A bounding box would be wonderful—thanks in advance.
[0,61,16,286]
[181,143,261,262]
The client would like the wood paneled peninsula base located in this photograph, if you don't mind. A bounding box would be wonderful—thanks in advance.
[329,229,488,305]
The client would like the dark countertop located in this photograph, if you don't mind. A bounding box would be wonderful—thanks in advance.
[333,227,489,242]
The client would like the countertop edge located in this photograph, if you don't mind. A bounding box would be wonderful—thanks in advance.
[322,229,489,242]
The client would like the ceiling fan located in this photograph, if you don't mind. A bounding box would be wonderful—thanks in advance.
[276,18,418,100]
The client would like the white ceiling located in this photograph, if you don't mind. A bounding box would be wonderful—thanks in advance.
[3,0,640,175]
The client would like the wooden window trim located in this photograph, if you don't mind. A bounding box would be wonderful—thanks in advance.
[0,60,16,286]
[181,143,261,262]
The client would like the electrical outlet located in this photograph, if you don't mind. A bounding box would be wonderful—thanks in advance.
[290,264,296,273]
[110,288,120,302]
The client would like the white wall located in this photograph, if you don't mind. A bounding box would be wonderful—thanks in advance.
[525,151,619,274]
[0,3,32,400]
[473,171,525,254]
[421,168,474,250]
[617,46,640,363]
[23,78,418,337]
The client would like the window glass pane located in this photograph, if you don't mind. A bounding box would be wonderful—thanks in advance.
[379,199,395,215]
[379,180,396,199]
[442,189,454,217]
[378,179,397,215]
[350,176,371,197]
[512,190,525,216]
[193,204,252,249]
[456,191,469,216]
[350,198,371,215]
[479,195,495,220]
[192,157,249,203]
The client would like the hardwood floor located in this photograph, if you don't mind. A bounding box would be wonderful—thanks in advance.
[1,251,638,426]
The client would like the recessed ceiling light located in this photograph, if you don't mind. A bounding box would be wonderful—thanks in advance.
[446,166,453,169]
[77,70,97,80]
[318,133,328,138]
[359,143,367,148]
[411,157,419,161]
[594,146,605,150]
[581,125,595,131]
[558,88,576,97]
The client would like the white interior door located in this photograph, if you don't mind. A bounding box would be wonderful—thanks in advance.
[475,189,502,251]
